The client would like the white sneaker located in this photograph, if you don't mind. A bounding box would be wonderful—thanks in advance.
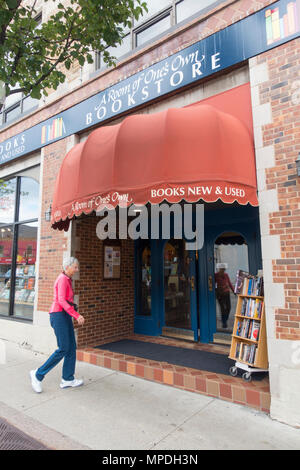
[60,378,83,389]
[30,369,42,393]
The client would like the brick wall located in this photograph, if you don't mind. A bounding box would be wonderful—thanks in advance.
[74,216,135,348]
[0,0,275,144]
[37,138,68,312]
[257,38,300,340]
[37,137,135,348]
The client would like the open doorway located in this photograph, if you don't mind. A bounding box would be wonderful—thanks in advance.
[214,232,248,345]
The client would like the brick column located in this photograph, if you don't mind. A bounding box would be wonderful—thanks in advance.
[249,37,300,427]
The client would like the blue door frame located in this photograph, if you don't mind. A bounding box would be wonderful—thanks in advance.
[134,204,262,343]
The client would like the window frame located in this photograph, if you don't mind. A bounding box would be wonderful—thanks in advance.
[134,7,173,48]
[95,0,222,71]
[0,175,39,322]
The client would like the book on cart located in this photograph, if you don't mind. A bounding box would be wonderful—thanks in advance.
[234,270,264,296]
[229,273,268,374]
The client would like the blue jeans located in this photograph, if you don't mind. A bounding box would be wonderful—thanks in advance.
[36,312,77,382]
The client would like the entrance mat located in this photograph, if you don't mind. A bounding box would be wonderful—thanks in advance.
[95,339,267,381]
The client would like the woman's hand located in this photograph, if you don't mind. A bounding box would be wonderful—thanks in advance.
[77,315,85,326]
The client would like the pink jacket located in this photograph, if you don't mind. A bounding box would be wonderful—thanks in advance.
[49,272,80,319]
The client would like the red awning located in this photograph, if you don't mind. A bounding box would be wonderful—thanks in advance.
[51,87,258,231]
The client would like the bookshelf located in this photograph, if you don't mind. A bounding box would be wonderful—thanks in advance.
[229,273,268,381]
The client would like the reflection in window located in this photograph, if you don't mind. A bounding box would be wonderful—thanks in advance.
[137,243,151,316]
[0,173,39,321]
[14,222,37,319]
[134,0,172,26]
[214,233,248,335]
[164,239,191,330]
[176,0,217,23]
[5,104,21,123]
[136,15,171,47]
[0,178,16,224]
[0,226,13,316]
[19,177,40,221]
[106,34,131,61]
[96,0,221,70]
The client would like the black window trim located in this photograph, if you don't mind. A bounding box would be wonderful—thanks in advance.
[0,175,39,322]
[94,0,224,72]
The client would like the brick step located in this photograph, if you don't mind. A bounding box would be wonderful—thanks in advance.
[77,340,270,414]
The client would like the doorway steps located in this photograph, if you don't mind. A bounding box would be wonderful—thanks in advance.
[77,334,270,414]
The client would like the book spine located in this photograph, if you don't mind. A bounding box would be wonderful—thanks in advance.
[61,118,66,135]
[294,1,298,32]
[247,278,252,295]
[41,126,46,144]
[265,9,273,44]
[297,0,300,31]
[52,120,55,140]
[284,13,290,36]
[55,118,59,138]
[272,8,281,41]
[288,2,296,34]
[280,17,285,38]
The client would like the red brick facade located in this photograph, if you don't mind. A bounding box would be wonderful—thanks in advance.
[74,217,135,348]
[0,0,275,144]
[38,138,68,313]
[38,142,135,348]
[30,1,300,344]
[257,38,300,340]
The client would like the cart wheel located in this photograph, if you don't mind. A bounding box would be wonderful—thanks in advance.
[242,372,252,382]
[229,366,238,377]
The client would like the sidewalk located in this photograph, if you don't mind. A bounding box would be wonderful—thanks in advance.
[0,340,299,450]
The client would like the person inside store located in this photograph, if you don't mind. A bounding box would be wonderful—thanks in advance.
[30,257,85,393]
[214,263,235,329]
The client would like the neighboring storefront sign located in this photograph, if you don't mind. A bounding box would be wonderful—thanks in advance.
[0,0,299,165]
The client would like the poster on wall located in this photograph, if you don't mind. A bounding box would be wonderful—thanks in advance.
[104,245,121,279]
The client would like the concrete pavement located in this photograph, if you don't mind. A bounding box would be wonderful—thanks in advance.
[0,339,299,450]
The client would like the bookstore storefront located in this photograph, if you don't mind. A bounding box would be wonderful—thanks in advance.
[50,82,262,346]
[1,0,300,425]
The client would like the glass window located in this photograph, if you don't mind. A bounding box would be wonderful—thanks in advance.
[164,239,191,329]
[0,225,13,316]
[4,89,23,108]
[5,104,21,123]
[134,0,172,26]
[22,95,38,113]
[214,233,248,336]
[176,0,217,23]
[136,14,171,47]
[0,178,16,224]
[106,34,131,61]
[18,177,40,221]
[137,242,151,316]
[0,174,39,321]
[13,222,37,319]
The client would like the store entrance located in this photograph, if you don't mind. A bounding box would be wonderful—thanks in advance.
[134,203,262,345]
[213,232,249,345]
[162,239,198,341]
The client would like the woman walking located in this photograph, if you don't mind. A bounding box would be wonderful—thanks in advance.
[30,257,85,393]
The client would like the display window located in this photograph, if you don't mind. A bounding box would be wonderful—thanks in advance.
[0,173,39,320]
